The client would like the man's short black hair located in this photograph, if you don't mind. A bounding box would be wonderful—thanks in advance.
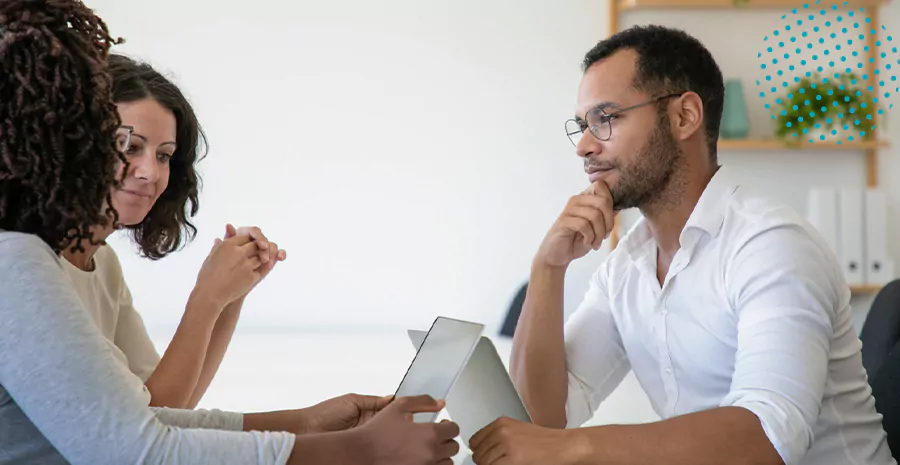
[583,25,725,159]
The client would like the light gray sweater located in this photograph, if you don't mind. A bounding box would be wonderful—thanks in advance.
[0,231,296,464]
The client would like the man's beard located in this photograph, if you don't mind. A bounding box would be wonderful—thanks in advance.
[609,116,681,211]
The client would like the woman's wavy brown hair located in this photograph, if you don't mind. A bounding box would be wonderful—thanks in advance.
[110,54,206,260]
[0,0,123,254]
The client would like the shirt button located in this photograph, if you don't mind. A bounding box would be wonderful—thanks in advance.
[661,308,668,315]
[665,367,673,374]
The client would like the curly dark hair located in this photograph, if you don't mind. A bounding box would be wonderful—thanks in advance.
[582,25,725,160]
[0,0,123,254]
[109,54,206,260]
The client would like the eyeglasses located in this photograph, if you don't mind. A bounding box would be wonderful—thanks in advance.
[565,93,685,146]
[115,125,134,154]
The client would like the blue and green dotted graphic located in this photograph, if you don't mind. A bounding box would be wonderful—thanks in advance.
[756,0,897,144]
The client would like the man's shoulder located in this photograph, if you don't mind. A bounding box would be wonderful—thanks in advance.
[727,187,808,230]
[721,187,826,250]
[721,188,844,283]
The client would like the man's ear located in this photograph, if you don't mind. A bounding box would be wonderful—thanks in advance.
[669,92,704,142]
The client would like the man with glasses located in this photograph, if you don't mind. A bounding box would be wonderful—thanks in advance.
[468,25,893,465]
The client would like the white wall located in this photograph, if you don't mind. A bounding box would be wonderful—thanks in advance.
[89,0,614,337]
[90,0,900,337]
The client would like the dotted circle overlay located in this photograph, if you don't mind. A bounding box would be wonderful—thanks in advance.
[756,0,897,144]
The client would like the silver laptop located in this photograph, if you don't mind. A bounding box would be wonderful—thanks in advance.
[408,329,532,446]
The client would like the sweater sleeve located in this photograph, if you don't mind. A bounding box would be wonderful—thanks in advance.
[0,232,294,465]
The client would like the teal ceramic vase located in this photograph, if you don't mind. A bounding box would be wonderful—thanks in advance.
[720,79,750,139]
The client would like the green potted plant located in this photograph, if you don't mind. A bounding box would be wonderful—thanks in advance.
[773,72,879,143]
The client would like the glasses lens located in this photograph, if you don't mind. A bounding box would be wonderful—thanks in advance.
[565,120,584,146]
[586,109,612,141]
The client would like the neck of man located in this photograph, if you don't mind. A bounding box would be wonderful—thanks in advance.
[60,223,116,271]
[640,154,718,262]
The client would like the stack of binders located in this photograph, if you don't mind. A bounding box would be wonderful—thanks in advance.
[807,187,895,288]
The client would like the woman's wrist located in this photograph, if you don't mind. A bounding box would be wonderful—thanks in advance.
[186,286,226,321]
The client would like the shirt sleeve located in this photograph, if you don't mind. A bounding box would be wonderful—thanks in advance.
[563,261,631,428]
[719,223,839,465]
[114,281,162,383]
[100,246,161,383]
[0,233,295,465]
[152,407,244,431]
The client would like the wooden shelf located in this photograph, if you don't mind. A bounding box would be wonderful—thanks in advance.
[851,284,885,294]
[618,0,887,10]
[718,138,890,151]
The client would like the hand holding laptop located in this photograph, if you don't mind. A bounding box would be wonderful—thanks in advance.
[356,395,461,465]
[294,393,393,434]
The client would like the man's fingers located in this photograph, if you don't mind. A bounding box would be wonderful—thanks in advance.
[572,192,615,233]
[469,418,503,450]
[566,206,608,246]
[583,178,612,197]
[560,217,595,248]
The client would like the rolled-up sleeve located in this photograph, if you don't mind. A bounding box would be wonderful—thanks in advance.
[720,224,839,465]
[563,263,630,428]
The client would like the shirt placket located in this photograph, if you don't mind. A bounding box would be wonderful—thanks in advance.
[656,250,691,418]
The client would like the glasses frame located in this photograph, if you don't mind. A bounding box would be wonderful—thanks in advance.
[116,125,134,155]
[565,92,685,146]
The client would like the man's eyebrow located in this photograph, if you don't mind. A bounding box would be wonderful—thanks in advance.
[575,101,621,120]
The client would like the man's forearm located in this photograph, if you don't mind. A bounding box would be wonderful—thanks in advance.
[186,297,244,408]
[145,292,220,408]
[510,262,570,428]
[568,407,783,465]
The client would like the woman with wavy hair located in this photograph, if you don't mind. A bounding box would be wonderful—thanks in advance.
[0,1,459,463]
[59,53,282,410]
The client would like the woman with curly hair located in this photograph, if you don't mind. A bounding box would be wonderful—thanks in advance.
[0,1,459,464]
[60,53,283,410]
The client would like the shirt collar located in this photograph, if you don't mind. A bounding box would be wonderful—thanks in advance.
[618,164,739,260]
[681,164,738,240]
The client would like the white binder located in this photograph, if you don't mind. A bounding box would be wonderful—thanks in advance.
[838,188,866,287]
[864,189,895,285]
[806,188,840,259]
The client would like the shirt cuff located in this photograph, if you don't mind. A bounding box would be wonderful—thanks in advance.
[151,407,244,431]
[721,392,812,465]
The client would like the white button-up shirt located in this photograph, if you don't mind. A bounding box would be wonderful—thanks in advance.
[563,166,894,465]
